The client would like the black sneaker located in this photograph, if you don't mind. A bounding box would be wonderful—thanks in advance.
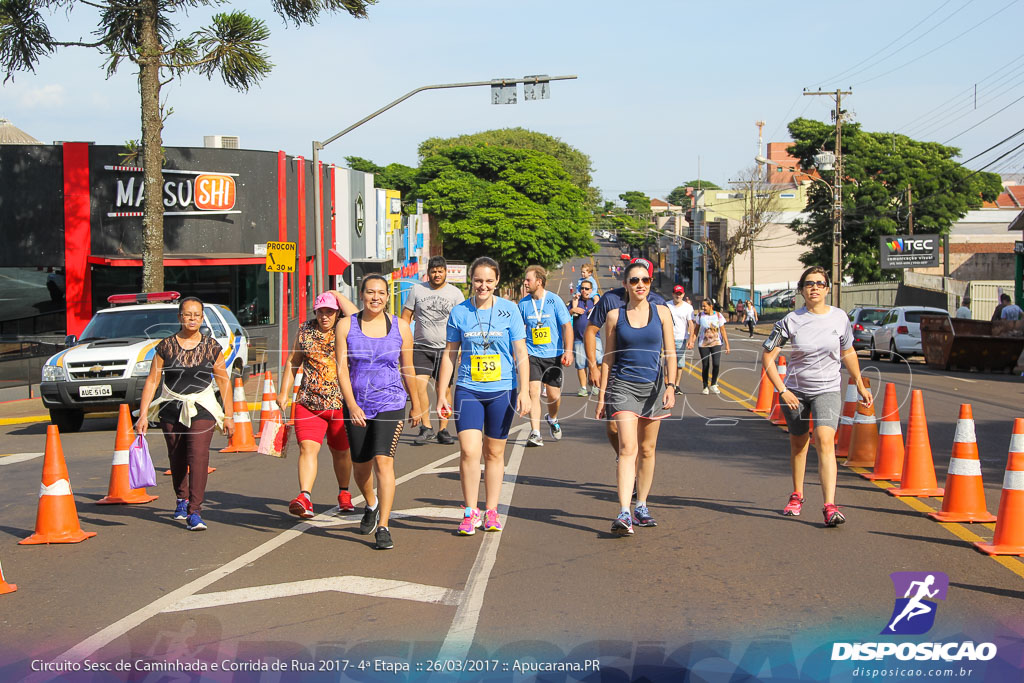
[436,429,456,445]
[374,526,394,549]
[417,426,436,444]
[359,506,379,535]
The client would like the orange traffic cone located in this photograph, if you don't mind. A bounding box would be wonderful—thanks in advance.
[768,357,788,426]
[974,419,1024,555]
[287,370,303,426]
[928,404,996,523]
[0,556,16,594]
[751,368,773,414]
[97,404,158,505]
[221,378,257,453]
[20,425,97,544]
[257,371,281,438]
[864,383,905,481]
[835,376,859,457]
[888,390,944,498]
[844,381,878,468]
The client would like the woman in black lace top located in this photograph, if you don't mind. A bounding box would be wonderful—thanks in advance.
[136,297,234,531]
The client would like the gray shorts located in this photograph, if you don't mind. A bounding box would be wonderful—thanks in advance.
[605,376,670,420]
[780,389,842,436]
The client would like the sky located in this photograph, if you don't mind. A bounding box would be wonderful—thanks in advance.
[3,0,1024,203]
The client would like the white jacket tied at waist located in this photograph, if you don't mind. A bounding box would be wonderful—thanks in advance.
[142,383,226,429]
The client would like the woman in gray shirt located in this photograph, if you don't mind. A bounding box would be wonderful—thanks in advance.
[761,266,872,527]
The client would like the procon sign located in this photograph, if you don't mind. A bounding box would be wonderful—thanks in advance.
[879,234,940,269]
[105,165,240,218]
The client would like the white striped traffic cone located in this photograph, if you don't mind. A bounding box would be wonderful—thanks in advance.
[974,418,1024,555]
[929,404,996,523]
[221,378,257,452]
[257,371,281,438]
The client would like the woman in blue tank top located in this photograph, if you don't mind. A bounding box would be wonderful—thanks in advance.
[596,262,677,537]
[336,274,421,550]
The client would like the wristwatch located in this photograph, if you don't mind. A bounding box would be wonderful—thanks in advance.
[666,382,677,388]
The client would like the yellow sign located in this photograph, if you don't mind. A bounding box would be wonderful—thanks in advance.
[265,242,296,272]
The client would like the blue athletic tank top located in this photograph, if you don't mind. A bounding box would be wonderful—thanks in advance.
[611,304,664,383]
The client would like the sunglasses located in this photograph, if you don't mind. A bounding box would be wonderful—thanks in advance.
[628,276,652,285]
[803,280,829,289]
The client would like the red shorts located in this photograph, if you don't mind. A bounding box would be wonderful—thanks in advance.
[292,404,350,451]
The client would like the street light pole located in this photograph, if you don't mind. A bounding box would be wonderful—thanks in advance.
[310,75,578,293]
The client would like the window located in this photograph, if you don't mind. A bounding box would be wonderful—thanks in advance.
[204,306,227,337]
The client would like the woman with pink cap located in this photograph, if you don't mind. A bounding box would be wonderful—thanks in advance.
[278,290,359,519]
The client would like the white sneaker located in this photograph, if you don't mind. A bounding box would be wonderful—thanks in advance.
[526,431,544,447]
[701,387,710,395]
[710,385,721,394]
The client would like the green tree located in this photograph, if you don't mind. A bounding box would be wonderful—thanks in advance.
[419,128,600,209]
[415,145,595,278]
[1,0,374,292]
[667,180,721,206]
[345,156,418,198]
[786,118,1003,282]
[619,190,651,213]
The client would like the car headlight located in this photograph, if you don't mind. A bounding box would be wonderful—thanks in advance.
[42,365,67,382]
[132,360,152,377]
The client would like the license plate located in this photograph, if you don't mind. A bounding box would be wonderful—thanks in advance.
[79,385,112,398]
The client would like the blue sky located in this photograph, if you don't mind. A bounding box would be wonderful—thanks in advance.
[4,0,1023,202]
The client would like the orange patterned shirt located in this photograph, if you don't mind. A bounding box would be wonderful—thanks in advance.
[295,321,344,411]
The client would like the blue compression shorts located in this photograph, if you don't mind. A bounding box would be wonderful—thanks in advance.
[453,387,517,440]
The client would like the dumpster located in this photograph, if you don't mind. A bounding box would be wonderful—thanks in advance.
[921,315,1024,373]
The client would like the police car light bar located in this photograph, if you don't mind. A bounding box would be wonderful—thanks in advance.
[107,291,182,305]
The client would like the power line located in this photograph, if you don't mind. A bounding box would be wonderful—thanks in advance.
[853,0,1019,87]
[961,126,1024,165]
[815,0,967,87]
[941,91,1024,143]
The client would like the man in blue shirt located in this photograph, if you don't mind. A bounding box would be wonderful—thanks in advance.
[569,281,601,397]
[519,265,573,447]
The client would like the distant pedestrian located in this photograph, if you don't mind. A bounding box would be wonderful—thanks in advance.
[761,266,872,528]
[437,257,530,535]
[689,299,729,394]
[955,298,972,319]
[278,290,360,519]
[745,299,758,337]
[519,265,573,446]
[665,285,695,394]
[577,263,599,300]
[401,255,464,446]
[992,293,1011,321]
[999,294,1022,321]
[335,275,421,550]
[596,261,677,536]
[569,281,602,396]
[135,296,234,531]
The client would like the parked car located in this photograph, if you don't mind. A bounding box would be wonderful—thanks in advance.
[849,306,890,351]
[40,291,249,432]
[869,306,950,362]
[763,289,796,308]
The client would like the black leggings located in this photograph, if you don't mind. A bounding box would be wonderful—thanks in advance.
[344,407,405,464]
[698,344,723,387]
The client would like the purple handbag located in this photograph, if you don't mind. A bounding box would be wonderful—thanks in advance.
[128,435,157,489]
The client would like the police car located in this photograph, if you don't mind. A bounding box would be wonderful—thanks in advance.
[40,292,249,432]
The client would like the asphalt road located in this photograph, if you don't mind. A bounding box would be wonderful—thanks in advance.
[1,250,1022,682]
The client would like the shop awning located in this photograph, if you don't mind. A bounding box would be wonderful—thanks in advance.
[328,249,352,276]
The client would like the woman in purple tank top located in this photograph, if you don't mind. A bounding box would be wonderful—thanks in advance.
[336,274,421,550]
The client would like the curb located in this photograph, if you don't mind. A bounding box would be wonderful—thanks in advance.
[0,401,264,428]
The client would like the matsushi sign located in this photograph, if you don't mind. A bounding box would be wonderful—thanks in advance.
[106,165,240,217]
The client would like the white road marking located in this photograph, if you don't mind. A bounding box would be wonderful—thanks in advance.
[437,424,529,661]
[0,452,44,466]
[36,447,467,673]
[162,576,462,612]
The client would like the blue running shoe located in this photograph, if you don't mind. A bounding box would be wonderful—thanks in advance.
[633,504,657,527]
[611,511,633,536]
[173,498,189,520]
[186,513,207,531]
[545,414,562,441]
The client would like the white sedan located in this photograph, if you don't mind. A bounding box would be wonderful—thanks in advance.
[869,306,950,362]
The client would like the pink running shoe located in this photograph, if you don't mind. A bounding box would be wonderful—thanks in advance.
[483,509,503,532]
[823,503,846,527]
[458,507,482,535]
[782,492,804,516]
[338,490,355,512]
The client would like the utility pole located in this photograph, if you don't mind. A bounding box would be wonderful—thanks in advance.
[804,88,852,309]
[907,185,914,235]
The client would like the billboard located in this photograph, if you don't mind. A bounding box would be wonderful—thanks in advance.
[879,234,940,269]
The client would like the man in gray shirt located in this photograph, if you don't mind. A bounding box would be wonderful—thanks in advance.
[402,256,465,444]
